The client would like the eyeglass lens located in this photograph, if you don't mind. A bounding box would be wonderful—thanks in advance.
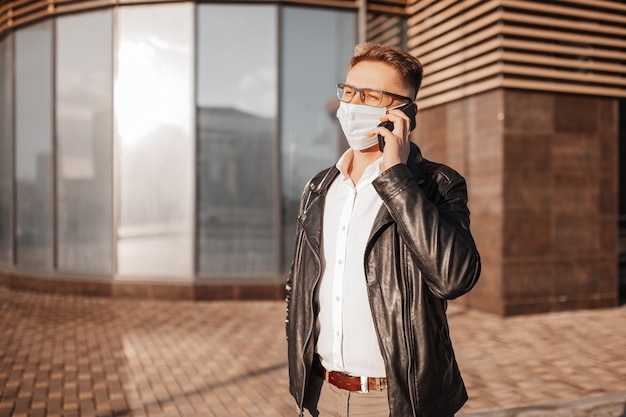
[337,85,384,106]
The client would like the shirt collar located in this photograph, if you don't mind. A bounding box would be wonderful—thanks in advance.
[335,149,383,186]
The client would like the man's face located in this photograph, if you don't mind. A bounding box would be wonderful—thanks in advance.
[345,60,413,108]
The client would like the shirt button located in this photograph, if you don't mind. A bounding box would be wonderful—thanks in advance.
[341,226,347,231]
[335,296,340,301]
[338,260,343,265]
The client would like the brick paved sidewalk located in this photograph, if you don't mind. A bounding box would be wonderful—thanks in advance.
[1,286,625,417]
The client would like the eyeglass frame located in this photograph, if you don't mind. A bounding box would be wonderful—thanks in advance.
[336,83,414,107]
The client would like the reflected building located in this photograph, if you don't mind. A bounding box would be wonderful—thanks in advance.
[0,1,355,299]
[0,0,625,315]
[196,106,276,275]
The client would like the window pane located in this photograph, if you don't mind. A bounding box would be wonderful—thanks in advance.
[196,5,278,276]
[15,22,54,269]
[0,37,13,263]
[56,10,114,274]
[115,4,194,279]
[281,7,356,269]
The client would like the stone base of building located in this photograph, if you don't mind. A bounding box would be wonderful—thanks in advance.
[0,271,286,301]
[415,88,620,316]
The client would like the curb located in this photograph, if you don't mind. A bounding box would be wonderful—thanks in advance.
[459,392,626,417]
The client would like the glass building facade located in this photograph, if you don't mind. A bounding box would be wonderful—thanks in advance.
[1,0,624,312]
[0,4,356,284]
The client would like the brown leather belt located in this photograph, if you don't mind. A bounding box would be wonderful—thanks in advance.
[315,359,387,393]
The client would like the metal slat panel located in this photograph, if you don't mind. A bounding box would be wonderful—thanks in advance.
[422,37,501,74]
[0,0,361,37]
[367,13,404,45]
[408,0,493,41]
[502,25,626,49]
[501,78,626,98]
[10,0,48,20]
[422,49,502,86]
[501,51,626,75]
[405,0,444,17]
[502,10,626,38]
[408,14,500,59]
[407,0,626,109]
[367,3,405,15]
[370,0,404,7]
[556,0,626,13]
[419,62,502,98]
[417,77,502,108]
[502,63,626,88]
[0,2,9,35]
[502,0,625,25]
[419,77,626,110]
[501,38,626,61]
[53,0,122,14]
[410,24,501,66]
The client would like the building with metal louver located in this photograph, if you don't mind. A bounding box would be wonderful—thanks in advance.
[0,0,624,315]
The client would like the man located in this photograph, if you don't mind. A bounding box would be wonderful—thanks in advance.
[285,43,481,417]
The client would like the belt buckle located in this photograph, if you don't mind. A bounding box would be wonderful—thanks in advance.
[360,376,369,393]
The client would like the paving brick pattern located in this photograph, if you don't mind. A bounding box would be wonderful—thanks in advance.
[1,286,625,417]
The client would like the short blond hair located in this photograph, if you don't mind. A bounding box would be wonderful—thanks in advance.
[349,43,423,99]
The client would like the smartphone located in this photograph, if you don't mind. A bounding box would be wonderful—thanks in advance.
[377,102,417,152]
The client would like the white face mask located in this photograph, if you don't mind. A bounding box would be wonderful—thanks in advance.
[336,101,386,151]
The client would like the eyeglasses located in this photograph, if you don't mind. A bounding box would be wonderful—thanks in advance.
[336,83,413,107]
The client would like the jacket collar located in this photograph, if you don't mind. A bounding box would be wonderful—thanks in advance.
[311,143,425,196]
[301,143,426,253]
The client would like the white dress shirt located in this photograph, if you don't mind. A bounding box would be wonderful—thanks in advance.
[315,149,386,377]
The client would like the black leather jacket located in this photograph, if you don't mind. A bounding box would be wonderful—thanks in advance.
[286,144,481,417]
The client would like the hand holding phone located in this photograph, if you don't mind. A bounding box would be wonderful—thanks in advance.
[377,102,416,152]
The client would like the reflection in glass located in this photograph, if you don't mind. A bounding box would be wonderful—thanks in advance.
[0,37,13,263]
[115,4,194,279]
[281,7,356,268]
[56,11,114,274]
[15,22,54,268]
[196,5,278,276]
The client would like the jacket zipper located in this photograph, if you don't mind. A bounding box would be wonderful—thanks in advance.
[402,243,420,417]
[297,217,322,416]
[365,226,420,417]
[295,170,332,416]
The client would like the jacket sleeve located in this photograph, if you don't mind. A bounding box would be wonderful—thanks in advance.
[285,258,295,338]
[285,205,302,337]
[372,163,481,299]
[285,178,314,338]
